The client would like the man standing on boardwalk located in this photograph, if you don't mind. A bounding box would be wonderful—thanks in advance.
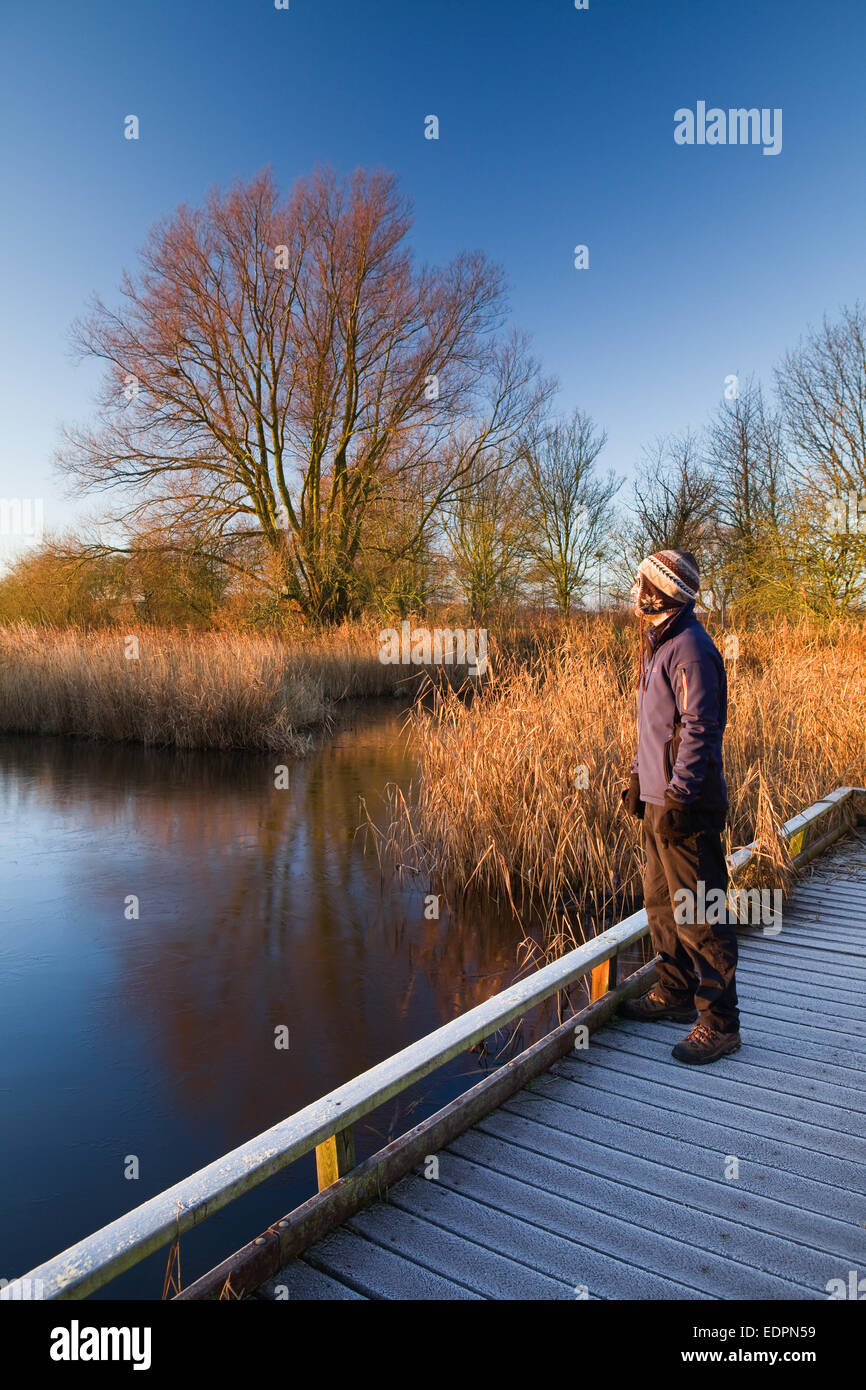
[619,550,741,1064]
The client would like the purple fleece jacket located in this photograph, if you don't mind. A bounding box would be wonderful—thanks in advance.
[630,601,728,809]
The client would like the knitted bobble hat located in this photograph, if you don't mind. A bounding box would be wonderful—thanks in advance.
[637,550,700,608]
[635,550,700,690]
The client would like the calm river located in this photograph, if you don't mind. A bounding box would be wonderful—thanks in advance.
[0,703,566,1299]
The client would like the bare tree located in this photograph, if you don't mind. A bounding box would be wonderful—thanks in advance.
[520,410,619,615]
[615,431,716,594]
[775,304,866,612]
[58,167,549,624]
[708,379,785,551]
[776,303,866,498]
[703,378,792,613]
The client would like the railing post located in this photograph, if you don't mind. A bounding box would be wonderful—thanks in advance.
[316,1125,356,1191]
[590,950,616,1002]
[787,824,809,859]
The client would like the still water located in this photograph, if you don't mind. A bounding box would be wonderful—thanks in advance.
[0,703,562,1299]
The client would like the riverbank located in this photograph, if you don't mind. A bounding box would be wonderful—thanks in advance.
[0,623,407,751]
[0,621,495,751]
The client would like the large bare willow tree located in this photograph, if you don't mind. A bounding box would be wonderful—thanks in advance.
[59,166,548,623]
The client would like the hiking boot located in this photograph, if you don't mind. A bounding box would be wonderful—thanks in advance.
[672,1022,742,1065]
[618,990,697,1023]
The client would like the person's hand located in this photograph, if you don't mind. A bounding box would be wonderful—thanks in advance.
[620,773,645,820]
[659,790,695,842]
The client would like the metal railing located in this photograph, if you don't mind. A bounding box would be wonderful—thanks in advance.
[3,785,863,1301]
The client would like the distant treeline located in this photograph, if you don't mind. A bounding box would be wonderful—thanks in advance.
[2,167,864,629]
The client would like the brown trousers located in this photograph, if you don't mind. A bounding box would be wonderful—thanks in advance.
[642,803,740,1034]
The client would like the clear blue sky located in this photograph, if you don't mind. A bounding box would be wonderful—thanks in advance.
[1,0,864,565]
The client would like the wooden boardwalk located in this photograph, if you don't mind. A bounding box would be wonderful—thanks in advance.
[255,831,866,1301]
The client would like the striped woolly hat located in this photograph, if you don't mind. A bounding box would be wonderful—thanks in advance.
[634,552,700,693]
[637,550,700,609]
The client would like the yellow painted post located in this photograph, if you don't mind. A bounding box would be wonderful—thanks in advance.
[315,1126,356,1192]
[787,827,807,858]
[590,952,616,1002]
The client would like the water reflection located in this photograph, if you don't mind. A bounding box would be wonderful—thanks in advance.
[0,705,555,1298]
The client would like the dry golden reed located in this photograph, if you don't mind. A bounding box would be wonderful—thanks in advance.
[391,616,866,934]
[0,622,402,751]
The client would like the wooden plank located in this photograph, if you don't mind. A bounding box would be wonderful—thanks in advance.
[387,1159,819,1299]
[736,991,866,1034]
[743,935,866,960]
[345,1199,579,1300]
[257,1261,367,1301]
[785,908,866,926]
[460,1114,865,1254]
[734,967,864,1008]
[349,1175,697,1300]
[530,1067,866,1162]
[300,1229,485,1301]
[775,903,866,926]
[738,940,866,974]
[502,1082,864,1194]
[608,1017,866,1084]
[569,1041,866,1134]
[792,877,866,896]
[745,921,866,947]
[736,938,866,972]
[487,1097,862,1224]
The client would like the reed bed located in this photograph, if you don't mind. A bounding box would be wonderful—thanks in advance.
[0,622,404,751]
[387,617,866,943]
